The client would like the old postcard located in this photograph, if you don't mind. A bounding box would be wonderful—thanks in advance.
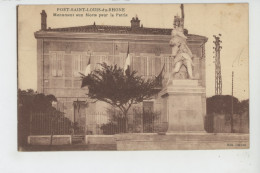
[17,4,249,151]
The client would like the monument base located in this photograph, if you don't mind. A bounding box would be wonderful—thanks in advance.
[161,80,206,133]
[115,133,249,150]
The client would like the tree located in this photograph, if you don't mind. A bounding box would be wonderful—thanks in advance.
[18,89,73,146]
[18,89,57,113]
[206,95,240,115]
[81,63,160,132]
[205,95,249,133]
[238,99,249,115]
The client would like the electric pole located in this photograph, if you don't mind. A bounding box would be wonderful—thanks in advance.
[213,34,222,95]
[231,71,234,133]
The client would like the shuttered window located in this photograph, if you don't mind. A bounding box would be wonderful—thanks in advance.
[72,52,88,77]
[50,51,64,77]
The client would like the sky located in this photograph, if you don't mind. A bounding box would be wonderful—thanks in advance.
[18,3,249,100]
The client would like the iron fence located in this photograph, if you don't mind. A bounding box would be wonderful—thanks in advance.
[86,111,164,135]
[29,111,74,135]
[29,110,165,135]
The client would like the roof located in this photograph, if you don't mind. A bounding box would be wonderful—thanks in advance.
[37,24,208,42]
[45,24,173,35]
[37,10,207,42]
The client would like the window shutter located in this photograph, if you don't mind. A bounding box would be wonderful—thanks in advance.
[57,53,63,76]
[168,56,173,73]
[73,54,81,77]
[148,57,152,76]
[80,54,84,72]
[132,56,139,75]
[50,51,64,77]
[95,55,101,70]
[155,57,161,76]
[51,52,57,76]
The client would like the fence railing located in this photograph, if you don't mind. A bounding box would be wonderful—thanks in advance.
[85,111,164,135]
[29,111,74,135]
[29,111,165,135]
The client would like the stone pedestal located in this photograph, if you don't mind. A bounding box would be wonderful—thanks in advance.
[161,80,205,132]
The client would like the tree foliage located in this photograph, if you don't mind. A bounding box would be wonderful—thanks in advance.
[18,89,73,146]
[18,89,57,113]
[205,95,249,133]
[81,63,160,116]
[206,95,249,115]
[239,99,249,115]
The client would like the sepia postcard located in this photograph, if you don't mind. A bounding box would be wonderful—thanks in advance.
[17,3,249,151]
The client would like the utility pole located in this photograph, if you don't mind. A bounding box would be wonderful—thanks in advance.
[231,71,234,133]
[213,34,222,95]
[230,48,244,133]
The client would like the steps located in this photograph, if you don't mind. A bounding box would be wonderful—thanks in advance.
[71,135,85,144]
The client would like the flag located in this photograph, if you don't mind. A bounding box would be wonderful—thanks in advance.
[80,54,92,88]
[155,63,165,87]
[124,42,131,75]
[84,56,91,76]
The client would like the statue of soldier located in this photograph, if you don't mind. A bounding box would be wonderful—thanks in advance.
[167,26,194,85]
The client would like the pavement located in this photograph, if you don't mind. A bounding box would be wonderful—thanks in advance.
[18,144,117,151]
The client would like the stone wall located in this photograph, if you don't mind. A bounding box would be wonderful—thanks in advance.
[28,135,72,145]
[204,113,249,133]
[85,135,116,145]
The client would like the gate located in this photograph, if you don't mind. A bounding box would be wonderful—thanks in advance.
[73,101,87,135]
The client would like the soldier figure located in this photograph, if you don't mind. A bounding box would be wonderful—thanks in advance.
[167,13,194,85]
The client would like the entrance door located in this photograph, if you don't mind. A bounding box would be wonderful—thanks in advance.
[143,101,154,113]
[143,101,154,132]
[73,101,87,135]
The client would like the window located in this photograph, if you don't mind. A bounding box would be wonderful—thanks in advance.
[133,56,167,77]
[140,56,155,77]
[93,55,101,70]
[138,53,157,77]
[72,53,87,77]
[50,51,64,77]
[92,53,109,70]
[73,54,83,77]
[140,56,147,76]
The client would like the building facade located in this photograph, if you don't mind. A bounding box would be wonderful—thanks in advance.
[35,10,208,134]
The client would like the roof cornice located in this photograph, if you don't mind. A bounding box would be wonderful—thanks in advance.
[34,31,208,44]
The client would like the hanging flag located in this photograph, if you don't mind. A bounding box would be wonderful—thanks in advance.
[124,42,131,75]
[155,63,165,87]
[80,53,92,88]
[84,56,91,76]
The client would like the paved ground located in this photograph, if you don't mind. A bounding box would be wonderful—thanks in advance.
[18,144,117,151]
